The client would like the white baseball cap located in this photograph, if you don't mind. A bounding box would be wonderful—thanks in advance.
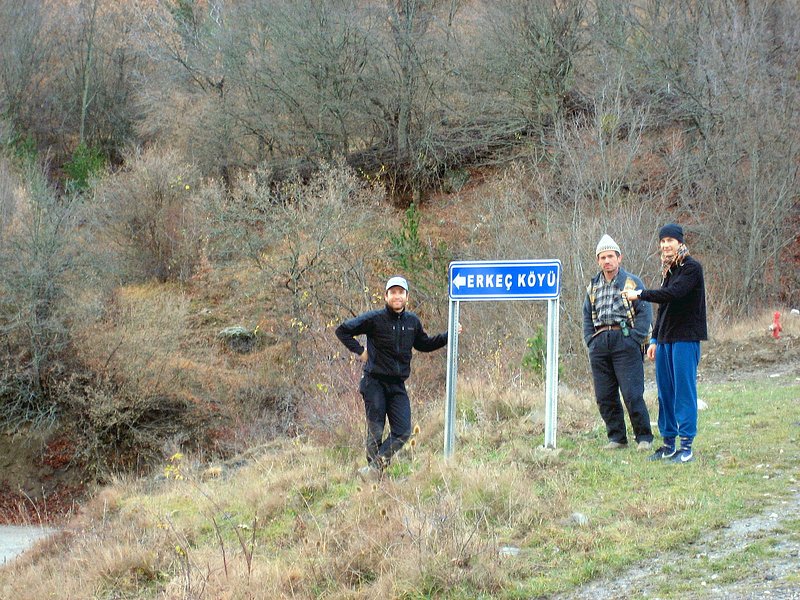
[385,276,409,291]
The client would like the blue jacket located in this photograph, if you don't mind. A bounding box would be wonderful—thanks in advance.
[583,267,652,347]
[335,305,447,380]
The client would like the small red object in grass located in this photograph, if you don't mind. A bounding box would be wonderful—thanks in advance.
[770,311,782,339]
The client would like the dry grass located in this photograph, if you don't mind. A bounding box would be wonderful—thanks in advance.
[2,370,798,598]
[77,283,194,388]
[0,381,588,597]
[0,354,603,598]
[709,306,800,342]
[72,277,305,456]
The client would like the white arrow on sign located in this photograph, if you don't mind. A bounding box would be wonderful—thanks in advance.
[453,273,467,289]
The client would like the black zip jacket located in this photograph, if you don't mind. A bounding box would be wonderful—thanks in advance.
[335,305,448,380]
[640,256,707,343]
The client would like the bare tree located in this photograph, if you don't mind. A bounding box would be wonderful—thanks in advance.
[135,0,371,176]
[0,0,54,146]
[476,0,590,125]
[132,0,235,176]
[356,0,466,200]
[77,0,99,145]
[0,1,141,163]
[459,85,672,382]
[210,160,386,360]
[0,159,85,423]
[91,146,208,283]
[134,0,472,196]
[225,0,374,162]
[61,1,141,154]
[535,0,800,313]
[662,1,800,312]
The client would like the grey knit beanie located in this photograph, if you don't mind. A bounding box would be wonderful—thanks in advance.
[595,234,621,256]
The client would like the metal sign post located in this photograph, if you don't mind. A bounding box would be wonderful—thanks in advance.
[444,260,561,457]
[443,299,460,458]
[544,297,560,448]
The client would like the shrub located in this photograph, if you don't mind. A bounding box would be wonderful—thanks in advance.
[0,158,85,426]
[212,159,385,361]
[53,372,216,478]
[92,147,213,282]
[63,143,106,192]
[387,202,450,312]
[521,326,547,380]
[3,132,38,164]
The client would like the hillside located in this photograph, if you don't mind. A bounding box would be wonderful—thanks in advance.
[1,161,798,527]
[0,161,798,591]
[0,5,799,595]
[0,315,797,597]
[2,1,798,515]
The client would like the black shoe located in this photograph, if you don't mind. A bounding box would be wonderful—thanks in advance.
[669,448,695,463]
[648,446,677,461]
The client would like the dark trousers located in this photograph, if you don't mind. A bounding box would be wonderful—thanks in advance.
[589,330,653,444]
[359,374,412,466]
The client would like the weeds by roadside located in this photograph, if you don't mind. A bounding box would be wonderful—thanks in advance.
[1,373,797,599]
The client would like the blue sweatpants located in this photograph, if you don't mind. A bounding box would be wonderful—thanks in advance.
[654,341,700,442]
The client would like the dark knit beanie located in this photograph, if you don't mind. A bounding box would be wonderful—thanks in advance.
[658,223,684,243]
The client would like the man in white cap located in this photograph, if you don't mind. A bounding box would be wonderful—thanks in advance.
[336,275,451,480]
[583,235,654,450]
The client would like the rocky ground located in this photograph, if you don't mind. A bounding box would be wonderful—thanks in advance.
[554,488,800,599]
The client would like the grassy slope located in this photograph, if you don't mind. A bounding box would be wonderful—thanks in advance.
[1,173,798,597]
[1,374,797,599]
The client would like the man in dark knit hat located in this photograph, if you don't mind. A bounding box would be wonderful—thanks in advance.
[622,224,707,463]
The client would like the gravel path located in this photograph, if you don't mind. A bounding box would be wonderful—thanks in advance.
[0,526,54,565]
[553,489,800,600]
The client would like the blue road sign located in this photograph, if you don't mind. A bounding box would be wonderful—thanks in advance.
[449,260,561,300]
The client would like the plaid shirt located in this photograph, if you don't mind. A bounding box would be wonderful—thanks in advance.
[583,267,652,346]
[592,276,628,326]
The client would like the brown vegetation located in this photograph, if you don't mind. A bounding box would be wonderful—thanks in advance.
[0,0,797,537]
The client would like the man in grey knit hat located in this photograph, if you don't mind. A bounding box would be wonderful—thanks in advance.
[583,235,654,450]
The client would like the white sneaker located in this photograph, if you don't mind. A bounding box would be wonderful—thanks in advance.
[604,441,628,450]
[636,441,652,452]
